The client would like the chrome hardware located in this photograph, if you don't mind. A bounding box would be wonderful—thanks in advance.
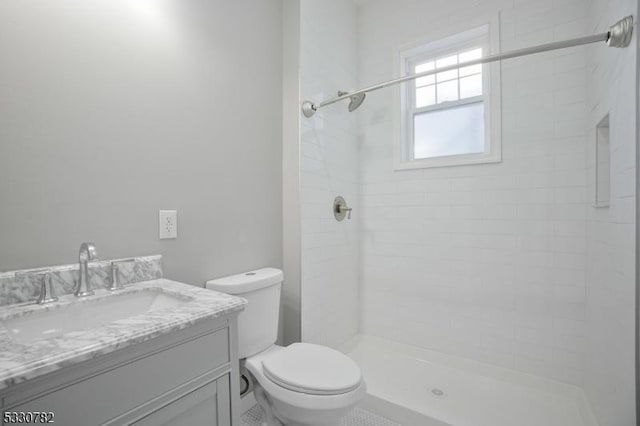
[607,15,634,47]
[301,100,317,118]
[108,258,135,291]
[334,196,352,221]
[36,272,57,304]
[75,242,98,297]
[16,269,57,305]
[301,15,634,118]
[338,90,366,112]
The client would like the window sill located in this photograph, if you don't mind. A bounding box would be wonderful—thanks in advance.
[394,152,501,170]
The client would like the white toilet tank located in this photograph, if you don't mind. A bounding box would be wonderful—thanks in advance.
[206,268,283,359]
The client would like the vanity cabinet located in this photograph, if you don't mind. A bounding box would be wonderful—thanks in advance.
[132,374,230,426]
[1,316,241,426]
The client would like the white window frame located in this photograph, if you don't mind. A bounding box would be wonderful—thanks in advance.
[394,18,502,170]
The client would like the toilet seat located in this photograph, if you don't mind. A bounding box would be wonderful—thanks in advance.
[245,344,367,423]
[262,343,361,395]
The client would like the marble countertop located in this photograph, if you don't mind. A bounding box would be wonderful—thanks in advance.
[0,279,246,391]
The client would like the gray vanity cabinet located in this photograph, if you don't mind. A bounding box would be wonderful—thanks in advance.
[132,374,230,426]
[1,316,241,426]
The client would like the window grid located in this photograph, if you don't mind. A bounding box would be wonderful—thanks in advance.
[414,47,483,109]
[397,23,501,170]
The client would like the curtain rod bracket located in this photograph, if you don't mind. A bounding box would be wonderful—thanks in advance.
[607,15,634,48]
[301,100,317,118]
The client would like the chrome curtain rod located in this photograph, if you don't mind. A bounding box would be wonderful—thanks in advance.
[301,15,635,118]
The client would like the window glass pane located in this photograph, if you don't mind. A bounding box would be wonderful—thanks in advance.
[435,54,458,83]
[436,54,457,68]
[436,80,458,103]
[417,74,435,87]
[416,85,436,107]
[414,102,485,159]
[460,74,483,98]
[414,61,436,87]
[460,64,482,77]
[459,48,482,63]
[436,68,458,83]
[415,62,435,86]
[415,61,435,73]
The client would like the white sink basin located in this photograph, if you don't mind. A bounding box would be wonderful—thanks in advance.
[3,289,189,344]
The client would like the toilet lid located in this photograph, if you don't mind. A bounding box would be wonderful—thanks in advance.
[262,343,362,395]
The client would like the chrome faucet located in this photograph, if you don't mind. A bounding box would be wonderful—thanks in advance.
[75,242,98,297]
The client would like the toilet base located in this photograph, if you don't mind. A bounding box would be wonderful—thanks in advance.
[252,379,362,426]
[253,384,283,426]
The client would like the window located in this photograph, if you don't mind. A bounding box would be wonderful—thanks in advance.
[397,23,501,169]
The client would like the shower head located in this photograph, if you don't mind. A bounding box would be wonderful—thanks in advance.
[338,90,366,113]
[348,92,366,112]
[302,90,366,117]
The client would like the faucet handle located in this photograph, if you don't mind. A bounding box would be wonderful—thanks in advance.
[109,258,135,291]
[340,205,353,219]
[36,271,58,304]
[16,269,58,305]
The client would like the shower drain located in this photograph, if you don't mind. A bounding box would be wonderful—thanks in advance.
[430,387,447,398]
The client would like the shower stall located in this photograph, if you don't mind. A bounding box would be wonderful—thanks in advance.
[284,0,638,425]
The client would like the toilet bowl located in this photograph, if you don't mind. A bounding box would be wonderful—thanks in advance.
[206,268,365,426]
[246,344,366,426]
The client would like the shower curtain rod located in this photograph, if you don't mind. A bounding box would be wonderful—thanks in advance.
[301,15,635,118]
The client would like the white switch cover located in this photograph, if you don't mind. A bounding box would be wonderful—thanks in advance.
[159,210,177,239]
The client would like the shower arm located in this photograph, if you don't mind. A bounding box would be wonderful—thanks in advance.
[301,15,634,118]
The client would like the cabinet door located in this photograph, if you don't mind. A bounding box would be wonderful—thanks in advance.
[132,374,231,426]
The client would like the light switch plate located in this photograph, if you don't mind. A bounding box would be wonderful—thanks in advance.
[159,210,177,239]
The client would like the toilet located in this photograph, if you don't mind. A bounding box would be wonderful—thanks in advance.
[206,268,366,426]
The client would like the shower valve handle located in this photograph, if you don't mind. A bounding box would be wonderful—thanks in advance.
[333,196,352,221]
[339,205,353,219]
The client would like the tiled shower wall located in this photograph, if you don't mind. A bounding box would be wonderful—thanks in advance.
[357,0,591,385]
[299,0,360,348]
[584,0,636,423]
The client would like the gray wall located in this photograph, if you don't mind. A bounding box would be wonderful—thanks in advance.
[0,0,283,286]
[281,0,301,345]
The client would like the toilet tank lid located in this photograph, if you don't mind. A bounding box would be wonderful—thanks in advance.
[205,268,283,294]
